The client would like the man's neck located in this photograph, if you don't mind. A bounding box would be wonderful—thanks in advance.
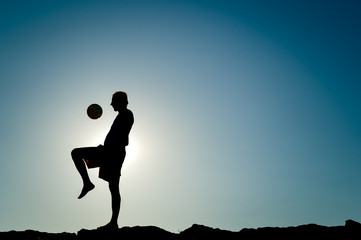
[116,107,127,113]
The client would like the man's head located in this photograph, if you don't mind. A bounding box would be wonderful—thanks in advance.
[111,91,128,111]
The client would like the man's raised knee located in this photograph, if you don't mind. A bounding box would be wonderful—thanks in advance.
[71,148,80,159]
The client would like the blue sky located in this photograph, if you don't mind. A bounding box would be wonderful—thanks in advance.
[0,0,360,233]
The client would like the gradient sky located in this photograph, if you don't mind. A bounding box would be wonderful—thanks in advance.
[1,0,360,233]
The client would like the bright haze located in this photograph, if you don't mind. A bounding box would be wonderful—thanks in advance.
[0,0,360,233]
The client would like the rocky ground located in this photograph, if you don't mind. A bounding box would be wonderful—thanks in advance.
[1,219,360,240]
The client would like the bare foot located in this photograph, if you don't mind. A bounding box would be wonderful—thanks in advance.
[78,183,95,199]
[97,222,118,231]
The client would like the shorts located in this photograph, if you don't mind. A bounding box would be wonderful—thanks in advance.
[77,145,126,182]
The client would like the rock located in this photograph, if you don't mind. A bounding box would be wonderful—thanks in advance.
[1,219,361,240]
[77,225,175,240]
[0,230,76,240]
[345,219,361,233]
[179,224,236,240]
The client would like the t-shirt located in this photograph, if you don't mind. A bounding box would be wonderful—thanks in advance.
[104,108,134,149]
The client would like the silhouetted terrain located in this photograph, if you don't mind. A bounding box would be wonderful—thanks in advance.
[1,219,360,240]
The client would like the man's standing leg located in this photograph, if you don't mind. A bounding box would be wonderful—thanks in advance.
[71,148,95,199]
[108,178,121,228]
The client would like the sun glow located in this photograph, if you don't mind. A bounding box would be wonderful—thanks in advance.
[90,131,106,146]
[125,136,139,164]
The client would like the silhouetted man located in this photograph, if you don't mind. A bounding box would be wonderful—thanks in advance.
[71,91,134,230]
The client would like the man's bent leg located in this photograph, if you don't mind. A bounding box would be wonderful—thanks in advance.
[71,148,95,199]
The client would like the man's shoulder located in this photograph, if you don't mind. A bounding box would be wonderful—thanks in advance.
[125,108,134,118]
[117,109,134,121]
[126,108,133,114]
